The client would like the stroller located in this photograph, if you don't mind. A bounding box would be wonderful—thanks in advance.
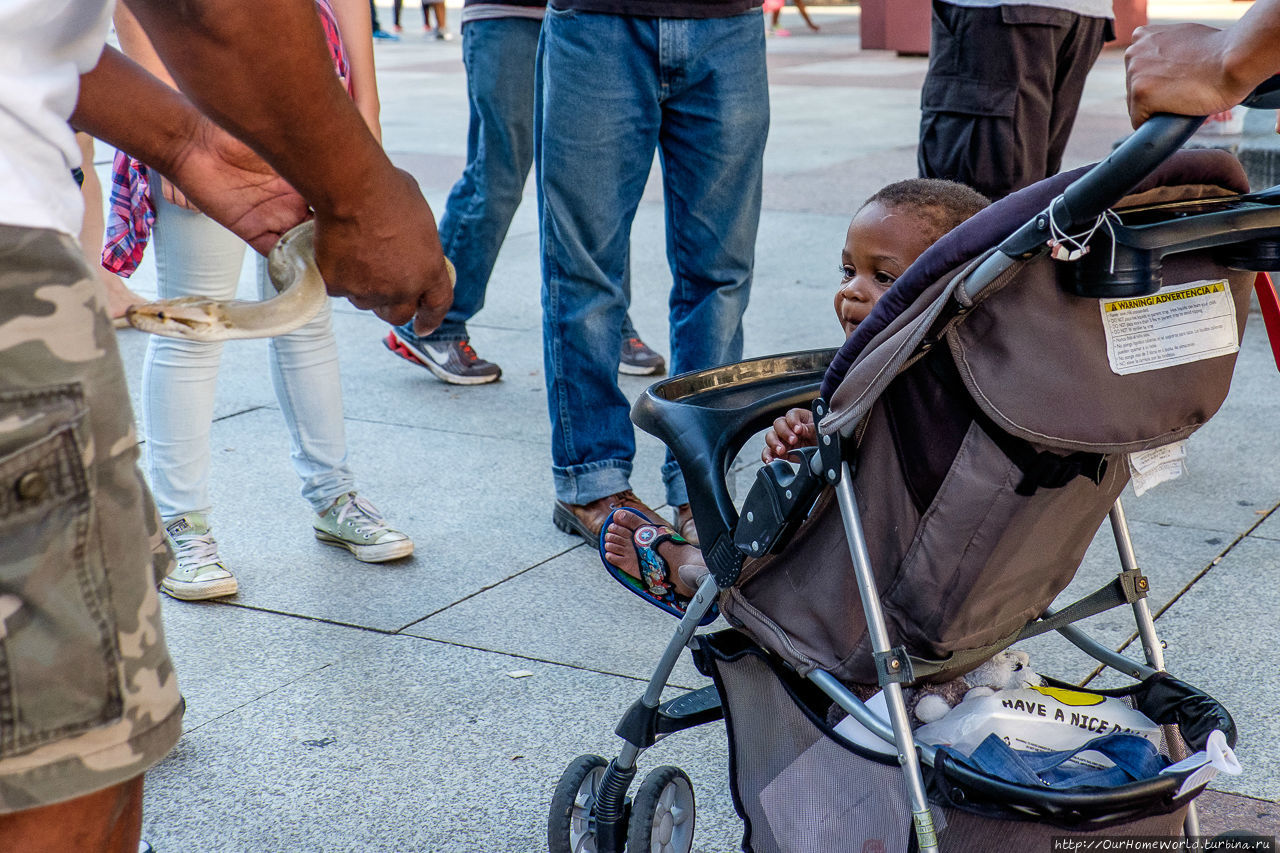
[547,98,1280,853]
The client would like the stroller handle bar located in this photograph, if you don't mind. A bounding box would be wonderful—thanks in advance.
[1002,74,1280,260]
[999,114,1205,258]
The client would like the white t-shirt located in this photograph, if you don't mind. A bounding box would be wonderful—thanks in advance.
[942,0,1114,20]
[0,0,114,236]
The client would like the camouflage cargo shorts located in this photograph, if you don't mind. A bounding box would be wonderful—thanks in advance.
[0,224,182,812]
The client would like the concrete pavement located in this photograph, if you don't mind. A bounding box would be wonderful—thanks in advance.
[96,1,1280,849]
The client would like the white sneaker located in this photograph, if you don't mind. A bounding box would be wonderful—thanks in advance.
[161,513,238,600]
[313,493,414,563]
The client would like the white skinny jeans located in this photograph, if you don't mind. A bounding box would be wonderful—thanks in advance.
[142,190,355,519]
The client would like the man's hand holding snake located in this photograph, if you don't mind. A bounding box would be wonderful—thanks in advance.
[164,113,310,253]
[310,165,454,335]
[76,35,454,337]
[167,120,453,335]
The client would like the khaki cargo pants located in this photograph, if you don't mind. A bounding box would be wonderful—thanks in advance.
[0,224,182,812]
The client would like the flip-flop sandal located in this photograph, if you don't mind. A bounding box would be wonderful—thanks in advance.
[598,506,718,626]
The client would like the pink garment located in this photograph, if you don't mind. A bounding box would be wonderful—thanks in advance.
[101,149,153,278]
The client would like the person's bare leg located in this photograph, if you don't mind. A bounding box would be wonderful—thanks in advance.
[76,133,144,320]
[602,508,703,597]
[794,0,819,31]
[0,775,144,853]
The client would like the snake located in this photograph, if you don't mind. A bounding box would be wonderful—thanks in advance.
[126,220,455,340]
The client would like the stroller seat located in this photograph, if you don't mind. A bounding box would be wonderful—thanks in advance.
[725,148,1256,689]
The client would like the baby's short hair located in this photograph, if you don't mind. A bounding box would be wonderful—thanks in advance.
[863,179,990,244]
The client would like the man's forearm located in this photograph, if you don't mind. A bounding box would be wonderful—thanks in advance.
[122,0,389,221]
[1221,0,1280,98]
[71,46,204,177]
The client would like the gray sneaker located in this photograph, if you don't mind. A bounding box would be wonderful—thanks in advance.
[314,493,414,563]
[161,513,238,600]
[619,336,666,376]
[384,329,502,385]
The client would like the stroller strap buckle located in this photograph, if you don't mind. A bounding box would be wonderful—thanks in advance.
[874,647,915,685]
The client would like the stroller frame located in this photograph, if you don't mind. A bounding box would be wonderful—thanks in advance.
[548,106,1277,853]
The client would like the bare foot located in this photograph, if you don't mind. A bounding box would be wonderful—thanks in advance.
[602,508,704,598]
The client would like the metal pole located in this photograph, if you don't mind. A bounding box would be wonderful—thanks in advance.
[1110,500,1167,671]
[1108,499,1199,836]
[639,574,718,708]
[835,463,939,852]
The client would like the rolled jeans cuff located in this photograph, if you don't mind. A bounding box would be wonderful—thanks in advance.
[662,458,689,508]
[553,459,633,506]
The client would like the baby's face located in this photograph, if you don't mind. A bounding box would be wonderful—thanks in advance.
[834,201,937,336]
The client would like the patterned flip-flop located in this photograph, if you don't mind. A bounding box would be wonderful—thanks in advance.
[598,507,718,626]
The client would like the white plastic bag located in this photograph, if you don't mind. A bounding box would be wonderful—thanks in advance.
[913,685,1161,769]
[831,691,896,757]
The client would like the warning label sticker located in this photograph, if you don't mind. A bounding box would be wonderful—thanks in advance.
[1128,440,1187,497]
[1099,280,1238,375]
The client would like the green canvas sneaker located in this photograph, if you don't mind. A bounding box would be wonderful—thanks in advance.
[313,493,414,563]
[161,512,238,600]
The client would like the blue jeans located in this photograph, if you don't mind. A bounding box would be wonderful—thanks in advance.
[144,190,356,517]
[943,732,1168,790]
[405,16,540,345]
[395,15,644,348]
[537,8,768,506]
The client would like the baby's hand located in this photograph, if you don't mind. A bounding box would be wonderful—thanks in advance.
[762,408,817,463]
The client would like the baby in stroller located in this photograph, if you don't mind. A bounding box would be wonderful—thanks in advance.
[599,178,989,621]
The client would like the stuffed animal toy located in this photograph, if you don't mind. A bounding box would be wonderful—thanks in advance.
[908,649,1042,725]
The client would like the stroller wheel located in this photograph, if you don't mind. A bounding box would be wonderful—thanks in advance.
[548,754,608,853]
[627,765,695,853]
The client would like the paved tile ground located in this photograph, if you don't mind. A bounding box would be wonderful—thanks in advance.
[93,1,1280,849]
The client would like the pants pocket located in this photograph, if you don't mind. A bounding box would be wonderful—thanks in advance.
[920,74,1017,118]
[0,385,122,757]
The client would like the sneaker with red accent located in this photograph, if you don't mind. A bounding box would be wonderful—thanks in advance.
[383,328,502,385]
[619,336,667,376]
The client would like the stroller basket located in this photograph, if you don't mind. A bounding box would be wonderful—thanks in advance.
[694,629,1234,853]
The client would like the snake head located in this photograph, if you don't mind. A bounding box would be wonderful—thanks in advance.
[127,221,324,340]
[126,298,229,341]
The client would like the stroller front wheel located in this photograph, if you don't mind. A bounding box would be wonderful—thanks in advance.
[549,753,609,853]
[627,765,696,853]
